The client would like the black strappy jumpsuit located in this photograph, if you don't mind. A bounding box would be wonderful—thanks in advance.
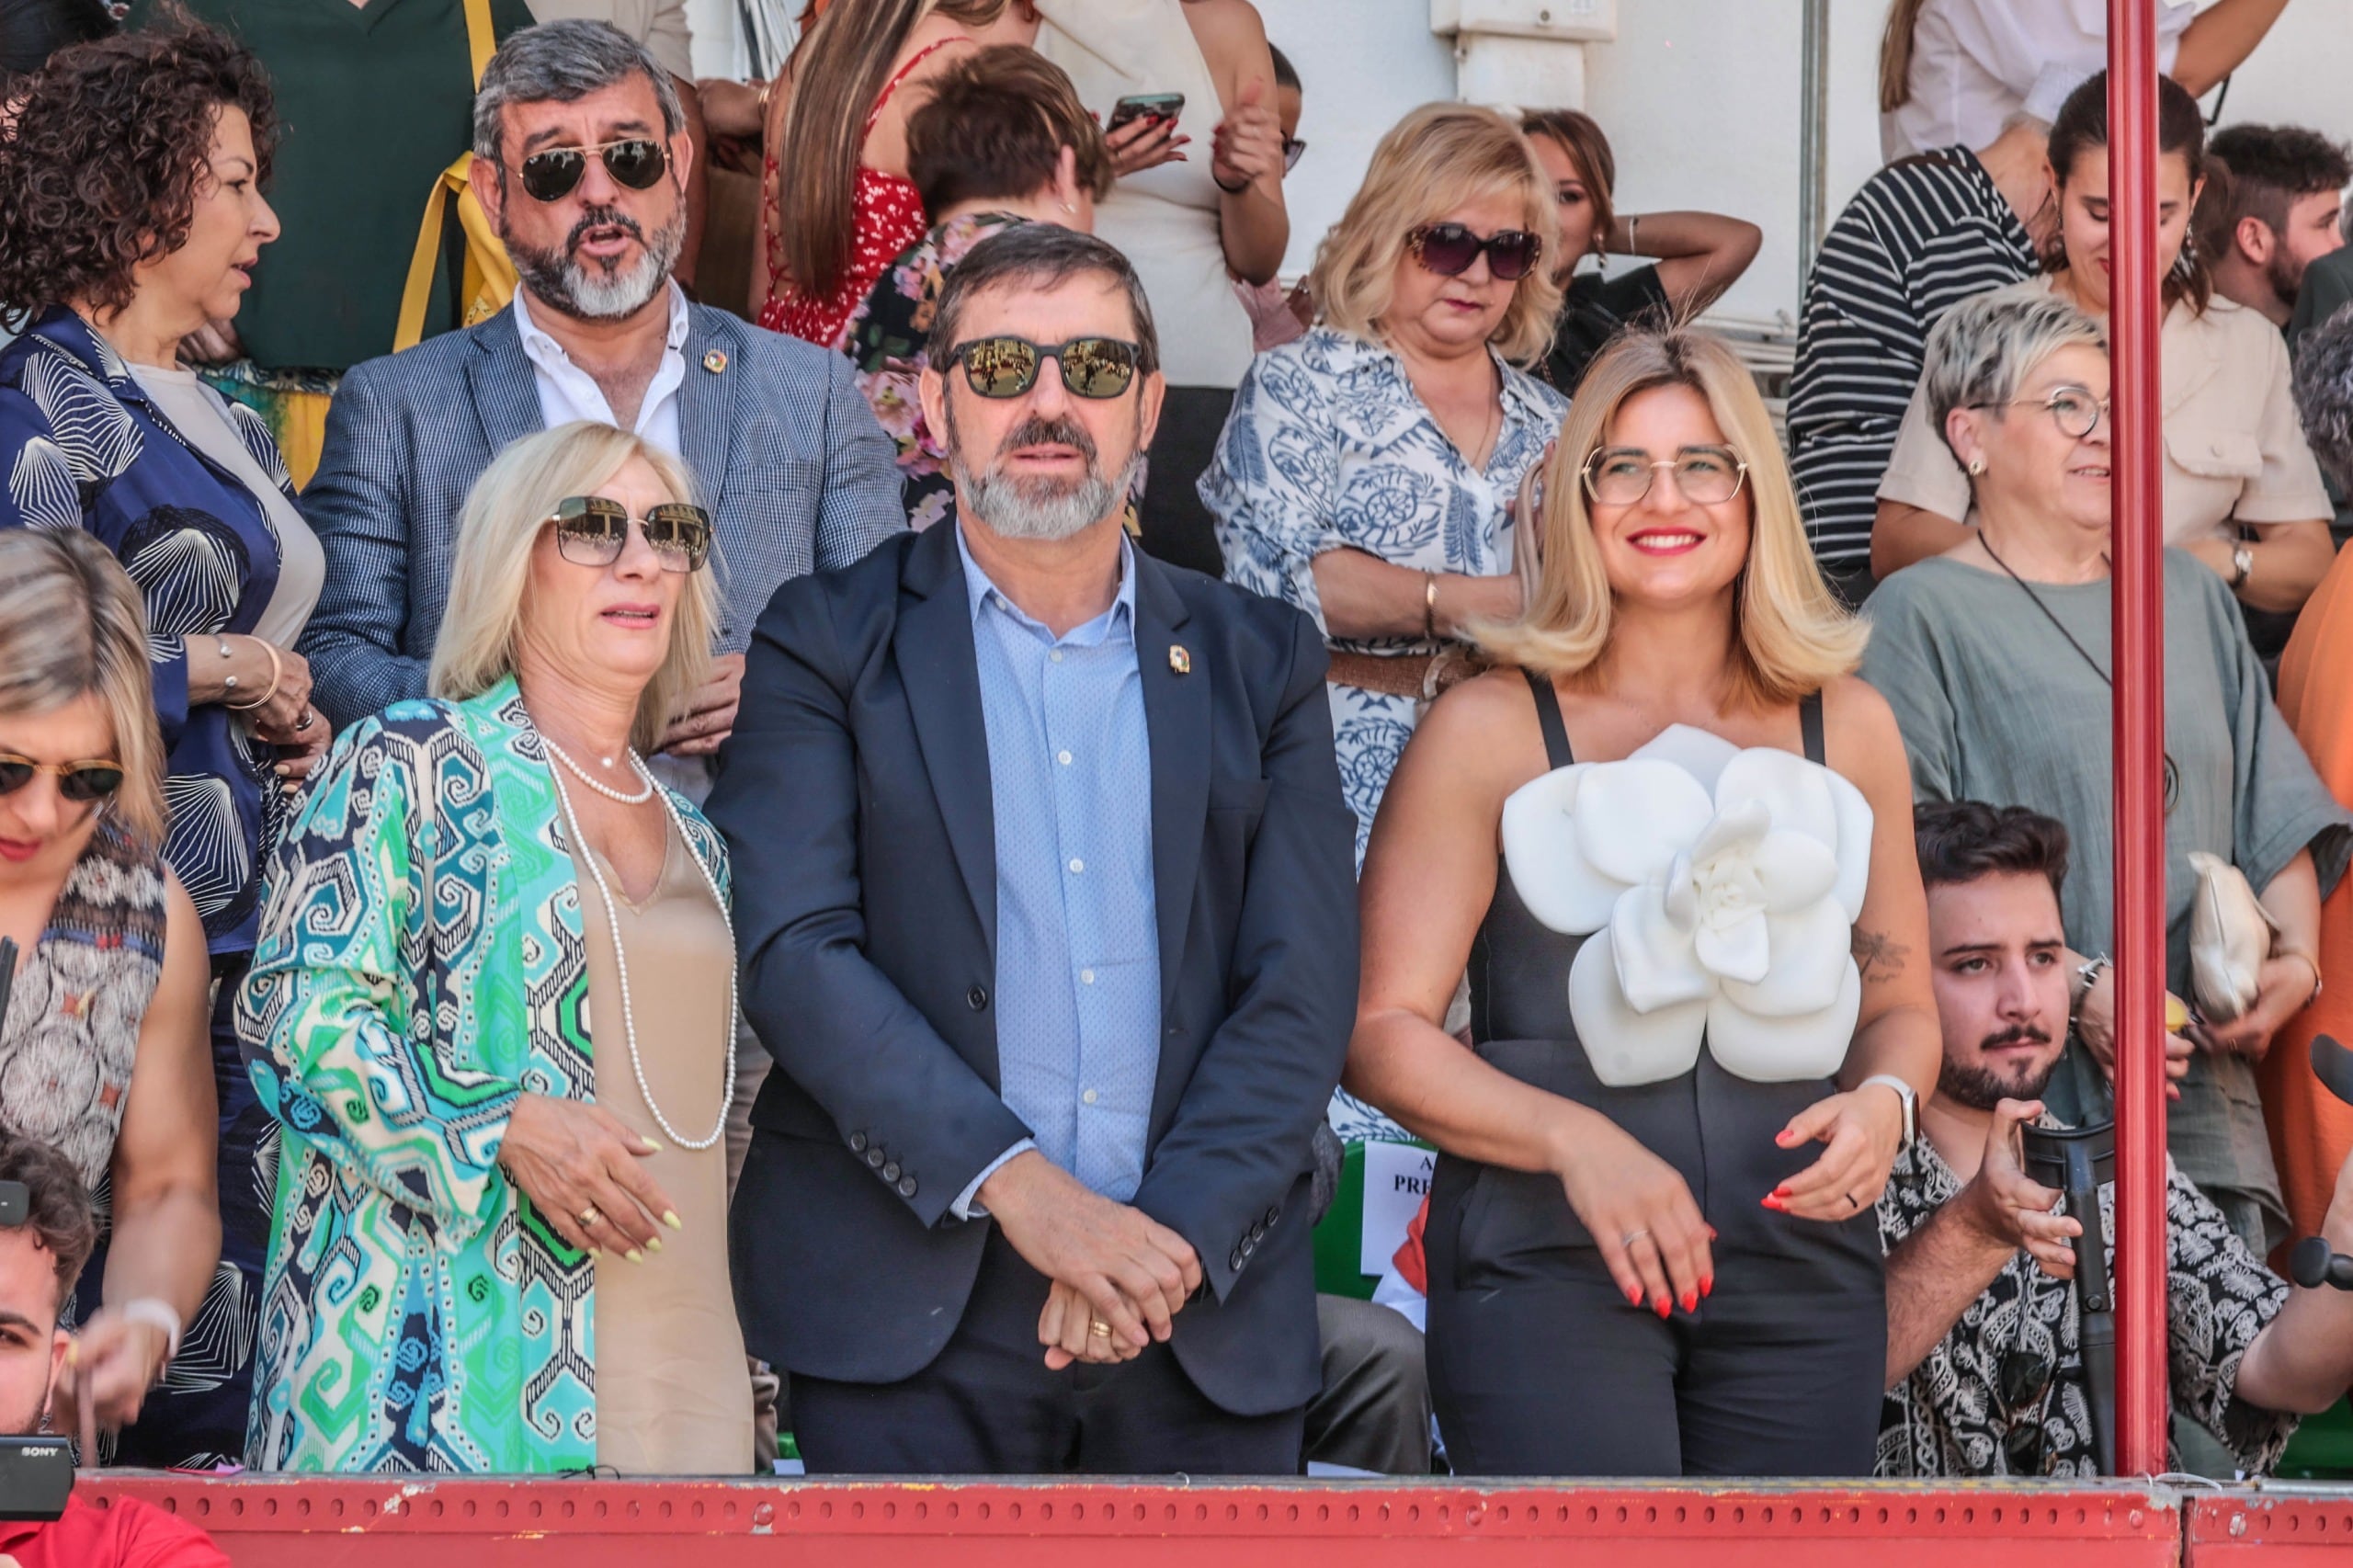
[1422,670,1887,1476]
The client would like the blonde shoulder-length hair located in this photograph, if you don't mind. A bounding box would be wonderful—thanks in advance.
[0,529,167,849]
[1477,327,1867,708]
[1308,102,1565,367]
[430,421,718,754]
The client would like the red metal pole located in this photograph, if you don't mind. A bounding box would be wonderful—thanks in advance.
[2106,0,2169,1477]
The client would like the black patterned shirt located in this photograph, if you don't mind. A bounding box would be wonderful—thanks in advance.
[1875,1124,2298,1478]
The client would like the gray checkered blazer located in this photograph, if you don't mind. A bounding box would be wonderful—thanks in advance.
[299,301,906,731]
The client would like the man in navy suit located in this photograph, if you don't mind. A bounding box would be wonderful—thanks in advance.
[711,225,1358,1473]
[298,20,903,744]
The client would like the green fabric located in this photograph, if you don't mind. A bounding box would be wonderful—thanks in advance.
[1861,551,2353,1234]
[240,676,730,1471]
[134,0,537,372]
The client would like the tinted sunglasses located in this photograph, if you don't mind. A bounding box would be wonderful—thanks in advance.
[515,138,669,203]
[1408,222,1542,281]
[1281,136,1307,173]
[943,335,1142,400]
[547,495,713,574]
[0,753,125,804]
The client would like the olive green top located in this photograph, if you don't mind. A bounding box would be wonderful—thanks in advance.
[135,0,536,373]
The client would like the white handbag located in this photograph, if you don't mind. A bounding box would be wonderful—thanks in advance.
[2186,851,2279,1023]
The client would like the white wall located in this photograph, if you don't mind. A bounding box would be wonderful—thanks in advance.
[696,0,2353,319]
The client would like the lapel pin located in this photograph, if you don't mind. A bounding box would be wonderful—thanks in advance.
[702,349,729,374]
[1168,645,1191,676]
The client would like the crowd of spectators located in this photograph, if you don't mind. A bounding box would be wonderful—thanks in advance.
[6,0,2353,1528]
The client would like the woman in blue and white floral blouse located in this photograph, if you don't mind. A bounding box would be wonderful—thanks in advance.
[1203,103,1567,876]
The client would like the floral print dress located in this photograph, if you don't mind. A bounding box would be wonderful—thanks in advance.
[842,211,1029,532]
[1201,326,1565,1142]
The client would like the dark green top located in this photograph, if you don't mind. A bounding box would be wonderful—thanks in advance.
[134,0,536,373]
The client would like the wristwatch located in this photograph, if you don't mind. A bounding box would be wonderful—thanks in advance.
[1859,1074,1917,1151]
[2230,543,2255,589]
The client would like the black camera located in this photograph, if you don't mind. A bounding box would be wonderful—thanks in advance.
[0,1437,74,1522]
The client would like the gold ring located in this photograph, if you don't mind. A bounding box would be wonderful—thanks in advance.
[1089,1320,1113,1338]
[579,1207,603,1229]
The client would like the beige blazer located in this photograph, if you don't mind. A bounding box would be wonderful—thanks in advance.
[1876,275,2330,545]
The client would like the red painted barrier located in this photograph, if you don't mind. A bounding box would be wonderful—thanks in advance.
[2188,1489,2353,1565]
[75,1476,2189,1568]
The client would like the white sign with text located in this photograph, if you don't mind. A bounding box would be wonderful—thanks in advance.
[1360,1140,1438,1278]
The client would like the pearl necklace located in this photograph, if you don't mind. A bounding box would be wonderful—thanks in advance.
[542,735,655,804]
[540,738,736,1152]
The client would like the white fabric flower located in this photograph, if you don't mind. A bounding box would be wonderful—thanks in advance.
[1501,725,1874,1086]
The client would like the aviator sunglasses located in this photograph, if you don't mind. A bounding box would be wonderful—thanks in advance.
[1408,222,1543,282]
[514,138,670,203]
[547,495,713,574]
[942,335,1143,400]
[0,754,125,805]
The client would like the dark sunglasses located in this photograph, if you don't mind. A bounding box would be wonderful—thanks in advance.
[1281,136,1307,173]
[0,753,125,804]
[515,138,669,203]
[942,335,1142,400]
[1408,222,1543,282]
[547,495,712,574]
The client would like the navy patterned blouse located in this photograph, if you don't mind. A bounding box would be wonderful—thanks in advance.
[0,307,296,955]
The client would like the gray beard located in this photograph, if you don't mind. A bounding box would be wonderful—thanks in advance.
[946,400,1141,542]
[508,208,685,323]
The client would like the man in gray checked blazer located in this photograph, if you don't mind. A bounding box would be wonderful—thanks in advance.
[299,20,904,741]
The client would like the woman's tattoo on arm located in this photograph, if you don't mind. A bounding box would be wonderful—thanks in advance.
[1853,927,1911,983]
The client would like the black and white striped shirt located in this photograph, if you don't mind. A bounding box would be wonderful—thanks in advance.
[1788,148,2038,568]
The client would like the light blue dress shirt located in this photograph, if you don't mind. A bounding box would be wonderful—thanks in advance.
[952,526,1161,1214]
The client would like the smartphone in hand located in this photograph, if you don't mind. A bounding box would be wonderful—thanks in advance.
[1107,92,1185,134]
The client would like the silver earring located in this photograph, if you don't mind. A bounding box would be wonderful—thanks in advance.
[1967,456,1987,477]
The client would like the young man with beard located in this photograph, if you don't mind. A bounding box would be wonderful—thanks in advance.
[1876,801,2353,1478]
[0,1135,227,1567]
[298,19,904,748]
[2203,126,2350,331]
[710,224,1358,1474]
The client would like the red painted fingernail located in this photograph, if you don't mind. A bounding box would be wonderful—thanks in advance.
[1679,1290,1698,1312]
[1776,1131,1798,1145]
[1707,1225,1721,1241]
[1654,1296,1672,1319]
[1624,1284,1643,1307]
[1701,1276,1715,1298]
[1761,1194,1786,1211]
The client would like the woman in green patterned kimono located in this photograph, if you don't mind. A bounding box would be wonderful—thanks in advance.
[239,421,753,1472]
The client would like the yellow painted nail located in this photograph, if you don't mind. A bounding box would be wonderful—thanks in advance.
[663,1210,683,1231]
[645,1234,663,1253]
[641,1137,662,1153]
[625,1248,645,1265]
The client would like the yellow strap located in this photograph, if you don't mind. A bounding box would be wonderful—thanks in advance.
[393,157,472,352]
[462,0,494,86]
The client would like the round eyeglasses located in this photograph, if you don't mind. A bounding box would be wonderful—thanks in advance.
[1972,386,2110,440]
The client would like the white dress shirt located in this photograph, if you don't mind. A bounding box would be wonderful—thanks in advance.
[1881,0,2194,164]
[512,279,690,458]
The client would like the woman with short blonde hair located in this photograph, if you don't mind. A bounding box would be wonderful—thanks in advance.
[1347,324,1939,1474]
[1205,100,1568,1150]
[1308,102,1563,366]
[0,528,222,1449]
[245,421,752,1474]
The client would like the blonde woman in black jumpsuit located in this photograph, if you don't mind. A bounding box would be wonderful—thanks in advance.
[1347,327,1940,1476]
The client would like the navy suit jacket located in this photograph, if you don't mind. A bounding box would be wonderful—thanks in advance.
[298,300,905,731]
[712,519,1358,1415]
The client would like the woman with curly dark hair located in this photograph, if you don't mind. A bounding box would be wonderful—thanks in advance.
[0,21,328,1466]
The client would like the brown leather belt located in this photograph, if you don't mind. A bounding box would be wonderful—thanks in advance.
[1325,647,1488,702]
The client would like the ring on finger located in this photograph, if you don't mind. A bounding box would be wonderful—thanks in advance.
[295,708,315,732]
[578,1206,603,1229]
[1088,1320,1113,1339]
[1844,1192,1861,1211]
[1621,1228,1651,1248]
